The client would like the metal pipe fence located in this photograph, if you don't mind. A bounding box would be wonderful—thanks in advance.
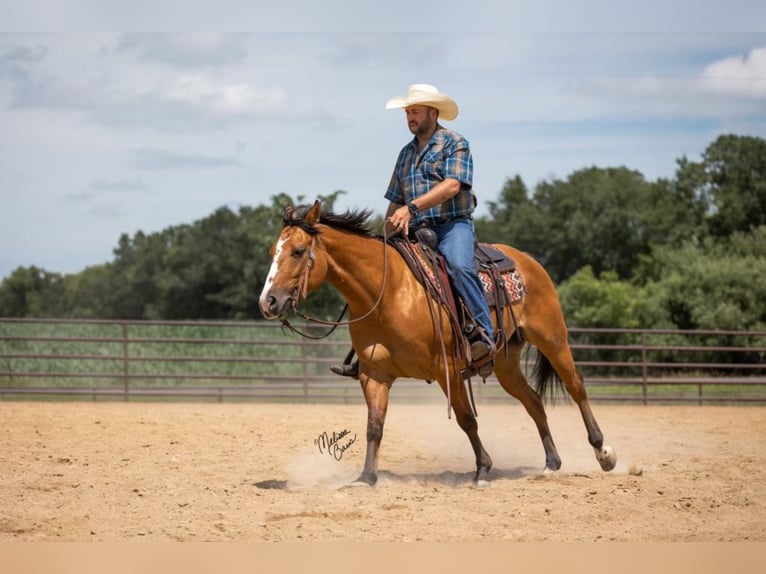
[1,318,764,405]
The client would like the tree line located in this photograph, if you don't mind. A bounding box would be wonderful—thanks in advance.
[2,134,765,333]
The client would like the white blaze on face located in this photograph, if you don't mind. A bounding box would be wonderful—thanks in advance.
[259,237,286,310]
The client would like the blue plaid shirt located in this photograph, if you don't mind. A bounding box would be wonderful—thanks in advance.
[384,125,476,226]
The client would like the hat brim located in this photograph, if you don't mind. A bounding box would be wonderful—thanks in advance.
[386,94,458,121]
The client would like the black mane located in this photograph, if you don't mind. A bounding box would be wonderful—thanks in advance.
[284,204,376,237]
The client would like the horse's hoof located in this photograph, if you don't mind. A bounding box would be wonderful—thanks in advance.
[474,479,490,489]
[595,445,617,472]
[545,455,562,472]
[341,480,373,489]
[345,474,377,488]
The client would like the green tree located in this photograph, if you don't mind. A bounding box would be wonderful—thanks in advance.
[642,175,708,249]
[477,175,543,253]
[109,231,166,319]
[0,266,65,317]
[529,167,653,282]
[641,228,766,331]
[677,134,766,238]
[557,266,649,329]
[60,264,114,318]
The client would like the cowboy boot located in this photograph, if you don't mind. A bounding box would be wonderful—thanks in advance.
[330,360,359,378]
[330,347,358,378]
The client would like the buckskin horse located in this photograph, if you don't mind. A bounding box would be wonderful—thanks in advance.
[259,201,616,486]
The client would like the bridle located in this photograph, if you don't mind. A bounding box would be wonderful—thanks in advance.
[278,223,392,340]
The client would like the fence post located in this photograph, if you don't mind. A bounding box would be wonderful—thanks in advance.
[302,336,308,403]
[641,331,648,405]
[122,321,129,402]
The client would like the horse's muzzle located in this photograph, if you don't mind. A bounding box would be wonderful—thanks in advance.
[259,291,293,320]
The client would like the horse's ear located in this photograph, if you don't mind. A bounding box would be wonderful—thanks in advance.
[283,204,295,220]
[305,200,321,225]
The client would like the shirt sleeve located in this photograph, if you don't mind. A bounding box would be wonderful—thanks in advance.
[443,136,473,188]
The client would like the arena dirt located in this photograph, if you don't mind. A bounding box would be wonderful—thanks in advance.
[1,400,763,541]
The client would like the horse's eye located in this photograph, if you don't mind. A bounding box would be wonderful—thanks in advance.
[292,247,306,258]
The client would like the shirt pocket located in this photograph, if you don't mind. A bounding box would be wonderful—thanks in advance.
[420,146,445,179]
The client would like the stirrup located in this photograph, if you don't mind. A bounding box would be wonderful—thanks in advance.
[477,359,494,378]
[330,360,359,379]
[469,340,495,379]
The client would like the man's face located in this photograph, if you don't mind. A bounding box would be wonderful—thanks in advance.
[405,105,436,136]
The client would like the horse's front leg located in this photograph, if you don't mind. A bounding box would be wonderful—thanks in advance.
[353,372,392,486]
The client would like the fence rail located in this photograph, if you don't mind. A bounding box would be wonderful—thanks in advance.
[1,317,765,405]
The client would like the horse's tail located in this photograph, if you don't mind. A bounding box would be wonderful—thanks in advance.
[530,348,568,404]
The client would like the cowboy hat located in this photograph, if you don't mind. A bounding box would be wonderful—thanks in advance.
[385,84,458,121]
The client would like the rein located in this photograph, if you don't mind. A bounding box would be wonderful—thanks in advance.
[278,225,392,340]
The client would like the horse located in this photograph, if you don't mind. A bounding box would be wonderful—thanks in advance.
[259,201,616,486]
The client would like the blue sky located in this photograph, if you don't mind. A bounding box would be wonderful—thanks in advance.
[1,2,765,279]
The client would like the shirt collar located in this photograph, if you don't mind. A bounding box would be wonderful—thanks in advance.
[408,124,446,152]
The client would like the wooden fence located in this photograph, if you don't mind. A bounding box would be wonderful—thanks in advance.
[1,317,764,405]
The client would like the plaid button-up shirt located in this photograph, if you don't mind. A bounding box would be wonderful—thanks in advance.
[384,125,476,226]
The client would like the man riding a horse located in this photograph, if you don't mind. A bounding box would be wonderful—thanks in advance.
[332,84,497,380]
[259,84,617,486]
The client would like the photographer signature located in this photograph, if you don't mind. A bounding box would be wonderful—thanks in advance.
[313,428,357,461]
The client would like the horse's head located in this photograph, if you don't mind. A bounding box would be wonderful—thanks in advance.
[259,201,329,319]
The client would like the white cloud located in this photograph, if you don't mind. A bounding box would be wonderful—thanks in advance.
[701,46,766,98]
[165,74,287,114]
[568,45,766,121]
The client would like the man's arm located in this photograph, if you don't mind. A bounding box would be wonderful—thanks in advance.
[386,178,461,236]
[408,178,461,212]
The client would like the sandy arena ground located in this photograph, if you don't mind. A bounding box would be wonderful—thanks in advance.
[1,399,764,542]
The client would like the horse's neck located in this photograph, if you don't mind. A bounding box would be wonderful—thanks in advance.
[321,229,406,315]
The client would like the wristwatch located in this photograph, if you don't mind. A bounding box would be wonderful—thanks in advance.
[407,201,419,216]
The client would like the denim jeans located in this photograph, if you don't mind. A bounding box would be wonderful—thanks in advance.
[431,219,495,342]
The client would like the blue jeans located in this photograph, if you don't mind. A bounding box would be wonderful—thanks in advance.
[432,219,495,343]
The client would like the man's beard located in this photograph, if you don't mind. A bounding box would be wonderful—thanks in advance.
[409,119,433,136]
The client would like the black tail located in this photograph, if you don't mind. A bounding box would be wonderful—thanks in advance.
[531,349,568,404]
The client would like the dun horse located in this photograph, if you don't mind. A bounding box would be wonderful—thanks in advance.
[259,201,616,486]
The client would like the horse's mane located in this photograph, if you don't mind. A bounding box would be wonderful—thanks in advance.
[283,204,376,237]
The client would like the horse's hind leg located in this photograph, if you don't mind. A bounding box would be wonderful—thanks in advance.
[494,344,561,471]
[541,341,617,471]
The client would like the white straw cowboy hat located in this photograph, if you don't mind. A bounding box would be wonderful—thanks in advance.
[385,84,459,121]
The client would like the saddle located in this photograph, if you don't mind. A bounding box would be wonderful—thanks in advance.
[390,229,525,366]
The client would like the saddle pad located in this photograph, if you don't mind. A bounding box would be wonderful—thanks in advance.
[479,268,525,303]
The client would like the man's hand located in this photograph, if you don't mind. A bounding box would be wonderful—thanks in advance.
[386,205,412,237]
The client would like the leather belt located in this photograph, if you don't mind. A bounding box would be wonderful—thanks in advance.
[419,215,471,227]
